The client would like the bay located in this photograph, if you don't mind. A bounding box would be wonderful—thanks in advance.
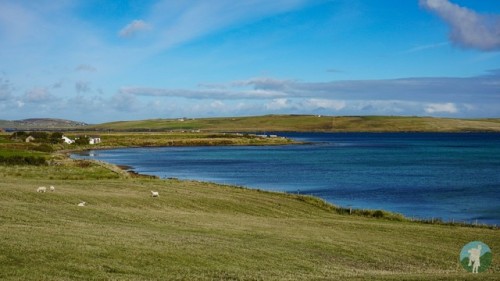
[72,133,500,225]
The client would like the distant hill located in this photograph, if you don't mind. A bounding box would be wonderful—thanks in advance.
[3,115,500,132]
[0,118,88,130]
[88,115,500,132]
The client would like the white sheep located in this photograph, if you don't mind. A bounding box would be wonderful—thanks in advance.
[78,201,86,207]
[151,191,159,197]
[37,186,47,193]
[49,185,55,192]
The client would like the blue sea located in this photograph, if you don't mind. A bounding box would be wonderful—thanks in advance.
[72,133,500,225]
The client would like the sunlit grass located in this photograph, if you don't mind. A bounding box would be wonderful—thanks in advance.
[89,115,500,132]
[0,161,498,280]
[0,130,498,280]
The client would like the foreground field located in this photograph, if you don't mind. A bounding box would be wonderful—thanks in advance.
[0,160,498,280]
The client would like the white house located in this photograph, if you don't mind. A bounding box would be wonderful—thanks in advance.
[62,136,74,144]
[89,137,101,145]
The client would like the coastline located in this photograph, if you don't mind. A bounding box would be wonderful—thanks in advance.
[68,146,499,229]
[2,131,500,279]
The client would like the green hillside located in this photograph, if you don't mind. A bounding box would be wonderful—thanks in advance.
[1,162,499,280]
[0,129,499,280]
[89,115,500,132]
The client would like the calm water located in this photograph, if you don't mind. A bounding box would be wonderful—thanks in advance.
[72,133,500,225]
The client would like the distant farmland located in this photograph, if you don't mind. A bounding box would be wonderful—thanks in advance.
[88,115,500,132]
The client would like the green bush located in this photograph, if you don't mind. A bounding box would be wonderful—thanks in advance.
[33,144,54,153]
[10,131,28,140]
[373,210,385,218]
[50,132,64,144]
[0,155,46,166]
[75,136,90,145]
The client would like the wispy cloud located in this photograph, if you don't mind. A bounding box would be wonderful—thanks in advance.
[120,71,500,103]
[402,42,448,54]
[149,0,310,49]
[420,0,500,51]
[119,20,151,38]
[119,86,287,100]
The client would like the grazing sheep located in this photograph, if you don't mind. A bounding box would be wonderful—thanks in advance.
[37,186,47,193]
[78,201,86,207]
[151,191,159,197]
[49,185,55,192]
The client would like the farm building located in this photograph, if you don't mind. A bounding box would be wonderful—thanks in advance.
[89,137,101,145]
[62,136,75,144]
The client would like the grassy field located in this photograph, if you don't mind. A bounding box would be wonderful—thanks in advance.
[88,115,500,132]
[0,131,499,280]
[64,132,293,149]
[0,162,499,280]
[0,132,293,155]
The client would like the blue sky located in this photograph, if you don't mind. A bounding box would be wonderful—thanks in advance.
[0,0,499,123]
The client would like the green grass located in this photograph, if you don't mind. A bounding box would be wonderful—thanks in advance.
[0,131,498,280]
[86,115,500,132]
[0,162,499,280]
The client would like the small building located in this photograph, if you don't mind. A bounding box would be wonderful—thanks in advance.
[89,137,101,145]
[62,136,74,144]
[25,136,35,143]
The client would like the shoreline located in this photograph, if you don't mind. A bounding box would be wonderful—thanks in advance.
[68,148,499,229]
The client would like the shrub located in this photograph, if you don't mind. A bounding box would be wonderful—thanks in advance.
[10,131,28,140]
[30,132,49,142]
[50,132,64,144]
[33,144,54,153]
[373,210,385,218]
[0,155,46,166]
[75,136,90,145]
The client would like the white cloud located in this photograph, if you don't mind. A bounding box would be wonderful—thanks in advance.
[302,99,346,111]
[265,98,290,110]
[119,20,151,38]
[424,102,458,114]
[118,71,500,113]
[420,0,500,51]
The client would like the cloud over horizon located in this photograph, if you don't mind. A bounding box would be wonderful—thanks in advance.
[120,71,500,103]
